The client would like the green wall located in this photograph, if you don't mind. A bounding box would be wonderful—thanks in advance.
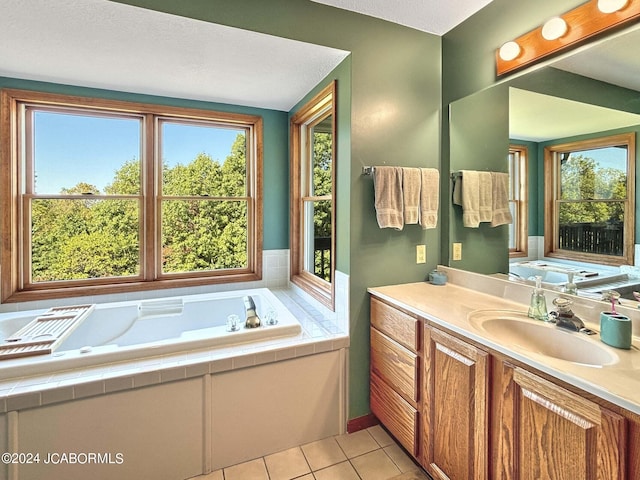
[0,76,289,250]
[448,83,509,273]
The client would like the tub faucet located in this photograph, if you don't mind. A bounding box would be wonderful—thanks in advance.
[243,296,261,328]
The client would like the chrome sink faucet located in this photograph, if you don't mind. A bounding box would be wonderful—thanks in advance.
[243,295,261,328]
[549,297,594,334]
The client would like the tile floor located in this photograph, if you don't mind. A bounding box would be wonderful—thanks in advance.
[189,425,430,480]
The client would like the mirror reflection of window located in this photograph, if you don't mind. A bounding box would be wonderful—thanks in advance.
[508,145,528,257]
[545,133,635,265]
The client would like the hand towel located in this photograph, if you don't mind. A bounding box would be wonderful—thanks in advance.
[402,167,421,225]
[419,168,439,229]
[478,171,493,223]
[490,172,513,227]
[373,166,404,230]
[452,170,480,228]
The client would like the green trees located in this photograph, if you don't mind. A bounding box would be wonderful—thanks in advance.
[558,153,627,256]
[311,131,332,282]
[30,134,248,282]
[559,154,626,225]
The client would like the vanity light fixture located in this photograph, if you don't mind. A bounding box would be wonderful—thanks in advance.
[496,0,640,76]
[541,17,568,40]
[598,0,629,13]
[499,41,521,61]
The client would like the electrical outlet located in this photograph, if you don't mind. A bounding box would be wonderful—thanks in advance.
[452,242,462,261]
[416,245,426,264]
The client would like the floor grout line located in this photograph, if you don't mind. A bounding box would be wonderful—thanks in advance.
[207,426,428,480]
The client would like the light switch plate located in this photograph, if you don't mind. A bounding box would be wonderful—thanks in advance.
[452,242,462,261]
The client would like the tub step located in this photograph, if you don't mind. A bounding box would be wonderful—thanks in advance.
[0,304,95,360]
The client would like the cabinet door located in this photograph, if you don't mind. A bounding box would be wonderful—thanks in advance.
[496,364,626,480]
[422,326,489,480]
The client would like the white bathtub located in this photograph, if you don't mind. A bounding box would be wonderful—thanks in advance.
[0,288,302,380]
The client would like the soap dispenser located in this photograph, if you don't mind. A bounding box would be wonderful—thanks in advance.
[528,275,549,321]
[564,272,577,295]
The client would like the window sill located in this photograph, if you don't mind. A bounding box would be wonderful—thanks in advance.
[3,273,262,304]
[291,273,334,312]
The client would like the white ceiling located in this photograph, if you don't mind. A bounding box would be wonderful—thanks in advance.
[0,0,349,111]
[511,24,640,142]
[552,25,640,93]
[0,0,493,112]
[510,89,640,143]
[311,0,495,35]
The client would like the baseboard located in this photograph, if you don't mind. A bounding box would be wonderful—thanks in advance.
[346,413,379,433]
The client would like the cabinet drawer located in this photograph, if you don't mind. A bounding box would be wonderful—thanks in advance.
[371,327,419,404]
[371,372,418,457]
[370,297,419,352]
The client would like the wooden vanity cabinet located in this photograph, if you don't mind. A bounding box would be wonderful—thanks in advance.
[369,296,633,479]
[493,361,626,480]
[422,325,489,480]
[369,297,421,456]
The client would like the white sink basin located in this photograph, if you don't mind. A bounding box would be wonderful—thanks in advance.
[468,310,619,367]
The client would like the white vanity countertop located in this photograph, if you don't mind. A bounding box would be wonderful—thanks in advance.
[368,281,640,415]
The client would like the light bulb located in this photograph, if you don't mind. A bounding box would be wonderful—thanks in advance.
[597,0,629,13]
[541,17,568,40]
[499,41,521,61]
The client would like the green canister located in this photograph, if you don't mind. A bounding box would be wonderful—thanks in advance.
[600,312,632,350]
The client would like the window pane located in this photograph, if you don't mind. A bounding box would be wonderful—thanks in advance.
[161,122,246,196]
[31,198,140,282]
[508,201,516,250]
[33,111,141,195]
[558,201,624,256]
[303,199,332,282]
[560,147,627,201]
[161,200,248,273]
[311,116,332,196]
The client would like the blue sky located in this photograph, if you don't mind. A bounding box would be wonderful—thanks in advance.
[568,146,627,172]
[33,111,242,193]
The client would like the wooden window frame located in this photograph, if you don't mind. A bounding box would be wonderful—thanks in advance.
[0,89,263,303]
[543,132,635,266]
[290,82,336,310]
[509,145,529,258]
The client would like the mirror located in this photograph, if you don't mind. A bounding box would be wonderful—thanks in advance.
[449,24,640,303]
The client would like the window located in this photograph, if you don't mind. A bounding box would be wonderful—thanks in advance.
[290,82,336,309]
[544,133,635,266]
[508,145,528,257]
[0,89,263,302]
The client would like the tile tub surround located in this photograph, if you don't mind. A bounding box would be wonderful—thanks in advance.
[369,267,640,416]
[0,287,348,413]
[190,426,430,480]
[0,249,292,315]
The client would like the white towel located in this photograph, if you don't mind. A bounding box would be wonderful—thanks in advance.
[452,170,480,228]
[402,167,421,225]
[373,166,403,230]
[419,168,439,229]
[490,172,513,227]
[478,171,493,223]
